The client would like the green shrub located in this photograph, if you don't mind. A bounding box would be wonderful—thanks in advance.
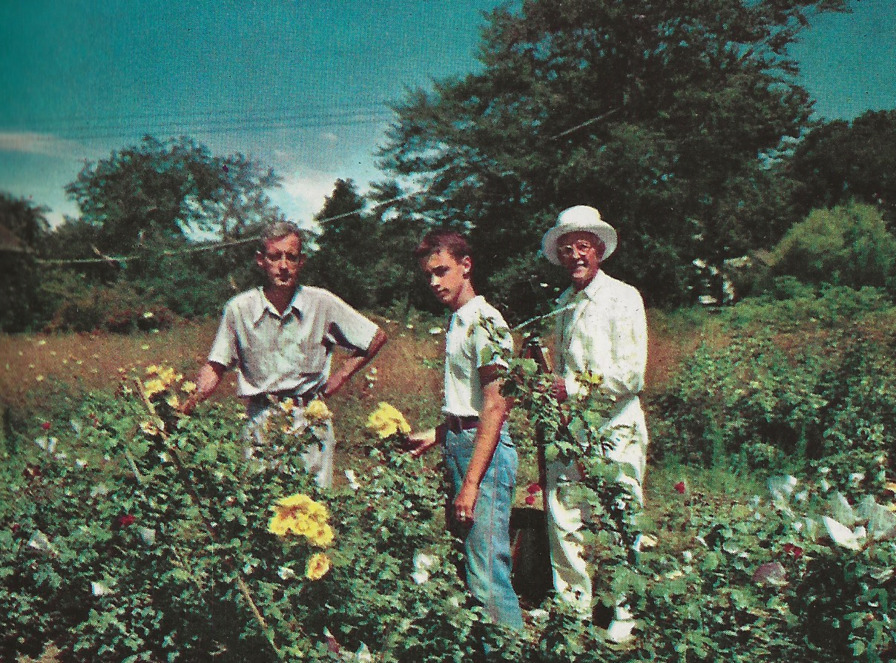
[766,202,896,290]
[650,325,896,498]
[726,281,892,330]
[45,282,176,334]
[0,374,503,662]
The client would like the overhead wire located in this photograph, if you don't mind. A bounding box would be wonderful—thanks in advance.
[34,191,424,265]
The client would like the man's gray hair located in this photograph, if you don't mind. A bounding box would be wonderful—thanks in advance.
[259,220,303,252]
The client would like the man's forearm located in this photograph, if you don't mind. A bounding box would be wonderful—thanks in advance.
[183,362,224,413]
[324,328,387,397]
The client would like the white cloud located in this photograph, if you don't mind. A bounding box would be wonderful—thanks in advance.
[0,132,83,157]
[321,132,338,143]
[271,169,340,226]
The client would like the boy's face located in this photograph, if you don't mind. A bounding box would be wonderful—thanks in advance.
[256,233,305,290]
[420,248,471,311]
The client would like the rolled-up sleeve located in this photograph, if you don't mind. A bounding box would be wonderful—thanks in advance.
[208,304,239,369]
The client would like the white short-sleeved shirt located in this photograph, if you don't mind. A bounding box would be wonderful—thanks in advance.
[443,295,513,418]
[208,286,379,398]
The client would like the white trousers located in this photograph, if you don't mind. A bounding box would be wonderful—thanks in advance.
[546,433,646,612]
[243,402,335,488]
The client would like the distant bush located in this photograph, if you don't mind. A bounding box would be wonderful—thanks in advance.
[719,281,893,331]
[765,202,896,290]
[46,282,176,334]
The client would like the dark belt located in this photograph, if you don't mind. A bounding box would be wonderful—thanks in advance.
[445,414,479,434]
[248,389,316,407]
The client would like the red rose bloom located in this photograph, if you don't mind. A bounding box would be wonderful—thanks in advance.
[674,481,686,494]
[117,514,136,528]
[783,543,804,558]
[41,422,51,430]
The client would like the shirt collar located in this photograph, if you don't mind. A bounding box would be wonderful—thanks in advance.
[453,295,485,326]
[558,270,606,306]
[251,286,303,325]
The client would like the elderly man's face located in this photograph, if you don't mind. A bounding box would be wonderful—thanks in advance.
[557,231,603,290]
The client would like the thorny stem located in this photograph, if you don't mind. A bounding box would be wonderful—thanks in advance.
[134,379,285,660]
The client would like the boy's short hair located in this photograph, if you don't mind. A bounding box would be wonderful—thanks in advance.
[414,229,471,263]
[259,220,303,253]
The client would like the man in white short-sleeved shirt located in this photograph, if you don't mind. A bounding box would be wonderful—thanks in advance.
[183,220,387,487]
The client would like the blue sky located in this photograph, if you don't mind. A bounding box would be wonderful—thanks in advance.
[1,0,894,229]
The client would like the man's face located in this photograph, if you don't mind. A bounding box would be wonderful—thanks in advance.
[557,231,603,290]
[256,233,305,290]
[420,248,471,311]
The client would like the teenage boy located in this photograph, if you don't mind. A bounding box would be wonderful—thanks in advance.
[409,230,524,631]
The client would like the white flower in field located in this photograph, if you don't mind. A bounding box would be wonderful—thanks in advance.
[822,517,863,551]
[355,643,373,663]
[528,608,549,622]
[412,550,437,585]
[428,327,442,335]
[344,469,361,491]
[767,475,798,501]
[278,566,297,580]
[820,492,896,551]
[849,472,865,485]
[75,458,87,469]
[34,436,57,454]
[90,483,109,497]
[28,530,54,553]
[681,550,693,563]
[91,581,114,596]
[138,527,156,546]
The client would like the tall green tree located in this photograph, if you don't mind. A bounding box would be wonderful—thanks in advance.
[304,179,380,308]
[0,192,51,331]
[65,135,282,253]
[786,110,896,226]
[378,0,850,309]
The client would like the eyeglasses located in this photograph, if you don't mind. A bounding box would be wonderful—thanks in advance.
[557,240,597,258]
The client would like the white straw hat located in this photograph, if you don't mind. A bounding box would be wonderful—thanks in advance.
[541,205,617,265]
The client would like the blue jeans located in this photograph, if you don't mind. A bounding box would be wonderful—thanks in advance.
[443,427,524,630]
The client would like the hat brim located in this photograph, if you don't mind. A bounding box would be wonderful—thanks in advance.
[541,223,617,265]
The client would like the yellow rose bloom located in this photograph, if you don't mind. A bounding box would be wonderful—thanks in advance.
[309,524,335,548]
[278,397,295,414]
[181,381,197,394]
[145,365,160,375]
[166,394,180,409]
[305,553,331,581]
[304,399,332,423]
[143,378,166,398]
[157,366,178,385]
[139,420,161,436]
[267,493,333,545]
[366,402,411,440]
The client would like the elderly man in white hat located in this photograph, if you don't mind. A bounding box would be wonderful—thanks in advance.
[540,205,649,644]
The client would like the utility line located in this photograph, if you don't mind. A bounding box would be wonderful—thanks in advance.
[34,192,422,265]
